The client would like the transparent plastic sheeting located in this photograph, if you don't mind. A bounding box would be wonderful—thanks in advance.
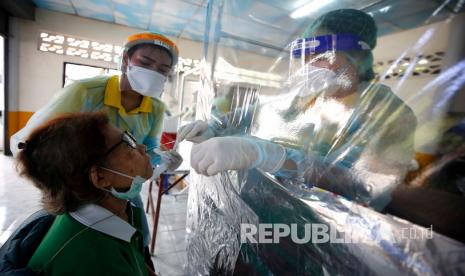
[186,1,465,275]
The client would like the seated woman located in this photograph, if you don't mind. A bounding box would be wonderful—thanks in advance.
[17,112,156,275]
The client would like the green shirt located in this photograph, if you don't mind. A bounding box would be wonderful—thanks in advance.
[27,204,148,276]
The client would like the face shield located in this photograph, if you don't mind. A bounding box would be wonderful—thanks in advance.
[289,34,371,98]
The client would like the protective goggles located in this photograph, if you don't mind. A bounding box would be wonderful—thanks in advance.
[103,130,137,156]
[291,34,371,58]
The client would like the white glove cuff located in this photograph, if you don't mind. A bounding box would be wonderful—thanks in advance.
[253,140,287,173]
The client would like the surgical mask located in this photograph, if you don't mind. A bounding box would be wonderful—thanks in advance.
[295,64,340,98]
[100,167,147,200]
[126,63,166,98]
[298,64,355,98]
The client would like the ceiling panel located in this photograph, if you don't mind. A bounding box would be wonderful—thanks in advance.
[152,0,200,20]
[148,13,188,38]
[176,17,205,41]
[33,0,75,14]
[255,0,316,13]
[70,0,114,22]
[179,0,207,7]
[221,14,291,47]
[113,0,154,29]
[225,1,301,32]
[31,0,463,55]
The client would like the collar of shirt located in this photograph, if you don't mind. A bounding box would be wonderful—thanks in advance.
[104,75,152,115]
[70,203,136,243]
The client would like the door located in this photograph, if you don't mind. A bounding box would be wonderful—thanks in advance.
[0,35,5,151]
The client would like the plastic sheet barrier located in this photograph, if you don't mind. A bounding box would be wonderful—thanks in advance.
[183,1,465,275]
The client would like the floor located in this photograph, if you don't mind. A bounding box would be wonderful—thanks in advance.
[142,181,189,275]
[0,154,42,246]
[0,153,189,276]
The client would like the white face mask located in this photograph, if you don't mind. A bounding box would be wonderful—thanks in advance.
[126,64,167,98]
[295,64,339,98]
[294,63,355,98]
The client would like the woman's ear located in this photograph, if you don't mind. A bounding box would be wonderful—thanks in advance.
[89,166,110,189]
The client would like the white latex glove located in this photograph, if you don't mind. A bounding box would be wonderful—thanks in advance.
[153,148,183,172]
[191,136,286,176]
[176,120,215,144]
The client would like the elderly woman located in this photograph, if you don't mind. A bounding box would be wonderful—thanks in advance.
[17,112,156,275]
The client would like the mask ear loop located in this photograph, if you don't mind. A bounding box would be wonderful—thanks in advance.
[100,166,135,180]
[97,167,138,195]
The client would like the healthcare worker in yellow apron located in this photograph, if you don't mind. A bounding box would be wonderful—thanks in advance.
[11,32,183,247]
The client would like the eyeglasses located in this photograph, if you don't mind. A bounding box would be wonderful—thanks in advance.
[103,130,137,157]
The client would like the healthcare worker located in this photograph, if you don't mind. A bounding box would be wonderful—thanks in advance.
[10,32,183,248]
[177,9,417,210]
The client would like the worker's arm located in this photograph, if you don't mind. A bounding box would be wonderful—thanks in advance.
[276,102,417,210]
[143,103,166,165]
[176,105,256,145]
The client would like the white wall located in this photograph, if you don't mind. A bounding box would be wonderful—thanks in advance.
[371,16,465,153]
[374,18,450,103]
[0,35,4,110]
[0,35,4,150]
[374,21,450,61]
[9,8,281,113]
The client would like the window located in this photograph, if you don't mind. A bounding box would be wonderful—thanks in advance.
[63,62,120,87]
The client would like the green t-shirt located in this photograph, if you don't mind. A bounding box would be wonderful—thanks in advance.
[27,204,148,276]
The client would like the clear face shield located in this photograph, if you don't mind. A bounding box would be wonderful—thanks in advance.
[118,43,173,98]
[288,34,371,98]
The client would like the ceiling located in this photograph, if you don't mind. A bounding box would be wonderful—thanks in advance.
[32,0,464,56]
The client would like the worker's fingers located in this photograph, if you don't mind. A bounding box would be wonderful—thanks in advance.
[206,161,223,176]
[190,143,204,165]
[176,123,196,143]
[196,154,214,175]
[185,122,207,141]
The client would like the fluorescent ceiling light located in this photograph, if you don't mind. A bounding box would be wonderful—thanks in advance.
[290,0,332,19]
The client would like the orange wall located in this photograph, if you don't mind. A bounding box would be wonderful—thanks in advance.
[7,111,34,139]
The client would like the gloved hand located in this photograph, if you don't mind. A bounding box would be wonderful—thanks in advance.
[176,120,215,144]
[191,136,286,176]
[153,148,183,172]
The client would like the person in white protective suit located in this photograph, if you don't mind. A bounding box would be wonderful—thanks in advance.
[176,9,417,211]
